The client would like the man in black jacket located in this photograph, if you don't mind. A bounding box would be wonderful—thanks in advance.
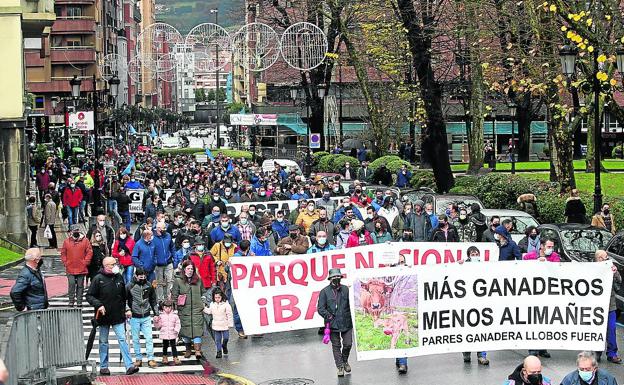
[87,214,115,250]
[113,186,132,231]
[317,268,353,377]
[87,256,138,376]
[126,267,159,368]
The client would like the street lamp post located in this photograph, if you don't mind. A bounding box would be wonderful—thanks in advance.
[559,45,624,213]
[211,8,221,149]
[318,85,326,151]
[508,102,517,175]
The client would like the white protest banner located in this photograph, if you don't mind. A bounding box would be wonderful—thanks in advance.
[126,189,144,213]
[351,261,613,361]
[230,242,499,335]
[195,154,208,163]
[225,197,365,218]
[68,111,94,131]
[163,189,176,206]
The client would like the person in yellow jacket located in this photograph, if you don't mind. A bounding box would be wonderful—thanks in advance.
[296,200,320,234]
[210,233,237,286]
[81,171,94,189]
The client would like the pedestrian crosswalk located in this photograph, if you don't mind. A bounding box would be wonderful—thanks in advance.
[48,295,207,374]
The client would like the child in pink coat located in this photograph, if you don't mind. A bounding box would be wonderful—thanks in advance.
[155,300,181,365]
[203,289,233,358]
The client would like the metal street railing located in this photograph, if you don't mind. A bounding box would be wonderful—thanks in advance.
[0,308,93,385]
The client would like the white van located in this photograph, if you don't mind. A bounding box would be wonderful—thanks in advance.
[262,159,305,180]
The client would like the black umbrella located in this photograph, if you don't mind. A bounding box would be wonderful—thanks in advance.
[85,310,101,360]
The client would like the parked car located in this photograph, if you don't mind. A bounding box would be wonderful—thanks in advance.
[536,224,613,263]
[481,209,540,244]
[604,232,624,314]
[402,188,485,215]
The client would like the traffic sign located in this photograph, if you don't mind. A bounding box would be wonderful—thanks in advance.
[309,133,321,149]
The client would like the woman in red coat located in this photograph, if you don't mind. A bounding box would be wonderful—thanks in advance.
[111,227,136,283]
[346,219,374,248]
[62,178,83,226]
[189,240,216,289]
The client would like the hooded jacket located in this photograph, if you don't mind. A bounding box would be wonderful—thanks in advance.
[495,225,522,261]
[469,205,488,242]
[153,231,176,266]
[60,234,93,275]
[132,238,157,272]
[564,196,586,224]
[126,277,159,318]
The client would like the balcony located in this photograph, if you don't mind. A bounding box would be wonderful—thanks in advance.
[50,47,96,64]
[133,5,142,22]
[20,0,56,38]
[55,0,95,4]
[28,77,96,94]
[52,18,96,34]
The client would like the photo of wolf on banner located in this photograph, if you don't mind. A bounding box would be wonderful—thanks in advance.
[353,274,419,352]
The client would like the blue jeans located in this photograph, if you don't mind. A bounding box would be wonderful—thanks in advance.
[396,357,408,366]
[99,322,133,369]
[120,210,131,231]
[607,310,618,358]
[107,200,122,228]
[182,336,202,344]
[232,304,244,333]
[123,265,134,285]
[130,316,154,361]
[214,330,229,351]
[66,206,79,226]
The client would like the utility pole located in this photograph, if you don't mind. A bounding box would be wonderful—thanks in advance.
[212,8,221,149]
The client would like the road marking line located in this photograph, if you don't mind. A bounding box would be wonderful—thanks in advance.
[217,373,256,385]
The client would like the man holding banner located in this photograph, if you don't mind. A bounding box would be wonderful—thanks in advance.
[317,268,353,377]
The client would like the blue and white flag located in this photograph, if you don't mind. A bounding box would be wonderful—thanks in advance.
[128,124,137,135]
[150,124,158,138]
[121,157,135,176]
[205,148,215,161]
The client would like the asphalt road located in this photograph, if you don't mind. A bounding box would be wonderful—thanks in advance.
[209,327,624,385]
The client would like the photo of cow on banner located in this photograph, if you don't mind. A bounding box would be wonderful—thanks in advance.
[352,274,418,352]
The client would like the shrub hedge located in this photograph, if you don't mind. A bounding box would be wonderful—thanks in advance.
[315,154,360,172]
[449,173,624,229]
[409,170,437,190]
[369,155,402,172]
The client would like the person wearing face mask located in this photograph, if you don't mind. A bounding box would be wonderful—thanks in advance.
[10,248,49,311]
[483,216,500,243]
[153,222,176,301]
[236,212,256,241]
[112,228,136,284]
[60,225,93,306]
[317,269,353,377]
[454,208,477,242]
[275,225,310,255]
[126,267,160,369]
[88,230,110,286]
[503,355,551,385]
[112,186,132,231]
[271,210,290,240]
[210,214,242,245]
[316,189,337,218]
[36,167,51,204]
[561,351,617,385]
[430,214,459,242]
[378,196,400,229]
[87,257,138,376]
[250,227,273,256]
[518,226,540,254]
[346,219,374,248]
[87,214,115,250]
[223,187,239,203]
[592,203,617,235]
[62,178,83,226]
[208,190,227,214]
[307,230,336,253]
[131,230,157,283]
[174,237,193,270]
[124,175,144,190]
[309,208,337,246]
[239,185,258,202]
[184,193,207,223]
[189,240,216,289]
[210,233,237,291]
[494,225,521,261]
[296,200,320,234]
[371,219,393,243]
[423,203,439,238]
[42,193,58,249]
[255,187,268,202]
[289,199,308,224]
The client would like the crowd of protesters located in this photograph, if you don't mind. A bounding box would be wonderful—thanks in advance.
[11,146,620,378]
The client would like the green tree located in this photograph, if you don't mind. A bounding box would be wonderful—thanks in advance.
[195,88,206,102]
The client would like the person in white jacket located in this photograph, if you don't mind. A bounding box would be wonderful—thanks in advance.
[203,289,233,358]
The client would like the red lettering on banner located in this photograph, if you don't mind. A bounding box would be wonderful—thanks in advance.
[421,249,441,265]
[249,263,267,288]
[306,291,320,320]
[232,264,247,290]
[355,251,374,269]
[411,249,420,265]
[310,255,328,281]
[269,262,286,286]
[444,250,460,263]
[273,295,301,323]
[331,253,346,270]
[258,298,269,326]
[288,260,309,286]
[484,249,490,262]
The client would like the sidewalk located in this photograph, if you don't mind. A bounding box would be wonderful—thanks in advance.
[0,223,70,307]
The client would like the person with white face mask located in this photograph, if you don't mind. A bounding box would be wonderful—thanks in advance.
[87,256,138,376]
[87,214,114,250]
[560,351,617,385]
